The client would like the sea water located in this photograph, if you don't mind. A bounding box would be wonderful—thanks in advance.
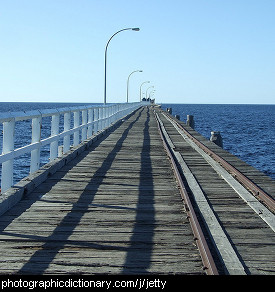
[0,102,274,184]
[161,103,275,180]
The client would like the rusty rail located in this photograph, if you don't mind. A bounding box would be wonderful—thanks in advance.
[162,111,275,213]
[154,111,219,275]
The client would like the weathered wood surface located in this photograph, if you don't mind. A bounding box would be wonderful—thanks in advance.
[173,115,275,200]
[1,105,273,275]
[157,109,275,275]
[0,107,203,274]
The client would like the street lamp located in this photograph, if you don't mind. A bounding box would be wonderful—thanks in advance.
[146,86,154,99]
[149,90,156,99]
[140,81,150,101]
[127,70,143,103]
[104,28,140,105]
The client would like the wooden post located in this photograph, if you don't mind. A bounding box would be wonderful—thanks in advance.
[81,109,88,142]
[94,107,98,134]
[73,111,80,146]
[63,112,71,153]
[1,119,15,192]
[30,116,42,173]
[98,107,103,131]
[87,108,94,138]
[210,131,223,148]
[187,115,195,129]
[50,113,60,161]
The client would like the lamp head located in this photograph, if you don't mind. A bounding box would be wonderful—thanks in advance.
[132,28,140,31]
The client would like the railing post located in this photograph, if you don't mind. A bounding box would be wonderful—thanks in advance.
[109,105,113,125]
[87,108,94,138]
[106,106,110,127]
[111,105,115,124]
[99,107,103,131]
[107,106,110,127]
[116,105,119,120]
[110,105,114,125]
[30,115,42,173]
[73,110,80,146]
[94,107,98,134]
[102,106,106,129]
[1,119,15,192]
[104,106,107,129]
[81,109,88,142]
[105,106,108,128]
[63,112,71,154]
[50,113,60,161]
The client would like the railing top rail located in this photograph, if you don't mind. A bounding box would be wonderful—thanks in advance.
[0,102,143,123]
[1,101,148,194]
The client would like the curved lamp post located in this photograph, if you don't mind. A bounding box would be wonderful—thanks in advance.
[104,28,140,105]
[127,70,143,103]
[149,90,156,99]
[146,86,154,99]
[139,81,150,101]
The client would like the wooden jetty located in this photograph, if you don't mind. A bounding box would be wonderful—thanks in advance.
[0,105,274,275]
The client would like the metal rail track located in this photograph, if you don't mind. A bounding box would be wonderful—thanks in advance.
[162,111,275,213]
[154,108,275,275]
[154,111,219,275]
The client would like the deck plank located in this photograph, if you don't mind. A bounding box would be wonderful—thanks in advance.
[0,107,203,275]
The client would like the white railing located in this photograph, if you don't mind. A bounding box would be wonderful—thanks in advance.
[0,101,148,193]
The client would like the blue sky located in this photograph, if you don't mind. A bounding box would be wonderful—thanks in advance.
[0,0,274,104]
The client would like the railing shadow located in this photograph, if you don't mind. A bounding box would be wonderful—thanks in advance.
[16,109,143,274]
[0,110,136,233]
[122,107,155,274]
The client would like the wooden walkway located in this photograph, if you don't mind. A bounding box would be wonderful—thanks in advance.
[0,106,204,274]
[0,105,274,275]
[155,108,275,274]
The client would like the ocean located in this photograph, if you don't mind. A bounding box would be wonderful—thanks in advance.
[0,102,274,185]
[161,103,275,180]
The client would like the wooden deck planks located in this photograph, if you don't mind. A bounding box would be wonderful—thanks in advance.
[157,110,275,275]
[0,107,203,275]
[1,105,273,275]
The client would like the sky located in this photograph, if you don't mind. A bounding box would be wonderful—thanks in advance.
[0,0,274,104]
